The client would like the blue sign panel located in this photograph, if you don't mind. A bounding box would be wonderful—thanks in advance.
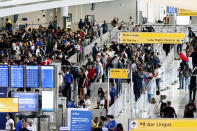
[12,93,38,112]
[0,88,7,98]
[11,66,23,88]
[41,66,54,88]
[0,87,7,130]
[26,66,39,88]
[70,110,91,131]
[0,66,8,87]
[168,6,174,14]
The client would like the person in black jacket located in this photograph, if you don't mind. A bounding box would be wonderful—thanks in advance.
[184,103,195,118]
[189,68,197,101]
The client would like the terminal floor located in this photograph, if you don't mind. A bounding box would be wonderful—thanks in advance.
[160,79,192,118]
[141,59,196,118]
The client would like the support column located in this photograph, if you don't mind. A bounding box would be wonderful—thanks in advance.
[46,9,56,23]
[172,8,176,32]
[136,0,140,24]
[57,6,68,29]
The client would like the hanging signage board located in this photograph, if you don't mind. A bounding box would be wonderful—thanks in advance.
[129,119,197,131]
[178,9,197,16]
[117,32,185,44]
[110,69,129,79]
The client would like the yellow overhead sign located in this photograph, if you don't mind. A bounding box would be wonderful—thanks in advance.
[0,98,19,112]
[118,32,185,44]
[129,119,197,131]
[110,69,129,79]
[179,9,197,16]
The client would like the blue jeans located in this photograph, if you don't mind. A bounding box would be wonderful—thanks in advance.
[156,78,161,91]
[179,74,184,89]
[185,77,190,91]
[148,94,153,103]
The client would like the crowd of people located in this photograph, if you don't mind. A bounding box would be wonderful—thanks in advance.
[5,113,37,131]
[91,115,124,131]
[145,27,197,119]
[0,16,111,66]
[147,91,196,118]
[1,14,197,130]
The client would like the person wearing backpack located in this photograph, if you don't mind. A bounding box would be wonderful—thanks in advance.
[159,95,167,117]
[183,64,192,92]
[63,67,74,101]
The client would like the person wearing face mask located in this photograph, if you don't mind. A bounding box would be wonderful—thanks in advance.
[27,119,37,131]
[5,113,15,131]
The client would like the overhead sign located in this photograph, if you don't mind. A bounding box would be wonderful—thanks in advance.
[0,65,8,87]
[26,66,39,88]
[110,69,129,79]
[41,66,54,88]
[117,32,185,44]
[42,91,54,112]
[12,93,38,112]
[129,119,197,131]
[0,98,19,112]
[68,109,91,131]
[178,9,197,16]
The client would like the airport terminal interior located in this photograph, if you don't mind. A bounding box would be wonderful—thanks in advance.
[0,0,197,131]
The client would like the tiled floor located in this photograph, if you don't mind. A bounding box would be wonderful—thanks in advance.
[136,58,195,119]
[160,77,190,118]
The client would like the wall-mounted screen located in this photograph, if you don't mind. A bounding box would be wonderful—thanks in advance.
[0,65,8,87]
[42,91,54,111]
[11,66,23,88]
[12,93,38,112]
[26,66,39,88]
[41,66,54,88]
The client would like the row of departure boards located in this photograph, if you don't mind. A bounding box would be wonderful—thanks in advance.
[0,65,54,88]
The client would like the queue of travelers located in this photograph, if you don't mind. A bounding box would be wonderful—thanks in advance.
[2,15,197,131]
[91,115,124,131]
[5,113,37,131]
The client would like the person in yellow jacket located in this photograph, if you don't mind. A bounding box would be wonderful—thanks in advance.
[6,19,12,32]
[91,117,99,131]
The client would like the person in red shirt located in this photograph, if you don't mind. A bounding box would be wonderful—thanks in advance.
[87,65,96,96]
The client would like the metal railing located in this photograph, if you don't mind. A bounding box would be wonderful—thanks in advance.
[132,47,176,118]
[68,26,118,64]
[108,83,134,117]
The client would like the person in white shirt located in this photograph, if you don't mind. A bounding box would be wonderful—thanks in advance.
[96,60,103,83]
[148,98,159,118]
[99,95,105,109]
[5,113,15,131]
[154,64,161,91]
[35,45,41,57]
[27,119,37,131]
[85,95,91,109]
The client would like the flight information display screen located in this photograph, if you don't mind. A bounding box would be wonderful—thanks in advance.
[0,65,8,87]
[42,91,54,111]
[11,66,23,88]
[12,93,38,112]
[26,66,39,88]
[41,66,54,88]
